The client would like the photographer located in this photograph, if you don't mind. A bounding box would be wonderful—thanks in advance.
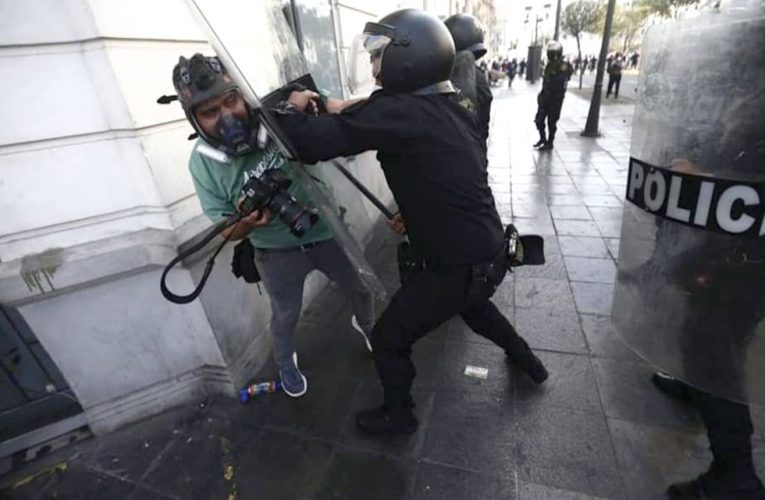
[171,54,375,398]
[274,9,548,435]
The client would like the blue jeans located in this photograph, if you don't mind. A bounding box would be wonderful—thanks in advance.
[253,238,375,370]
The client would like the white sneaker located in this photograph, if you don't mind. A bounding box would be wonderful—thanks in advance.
[351,316,373,352]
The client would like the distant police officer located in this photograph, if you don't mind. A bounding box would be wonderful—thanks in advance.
[444,13,492,152]
[533,41,572,151]
[275,8,548,435]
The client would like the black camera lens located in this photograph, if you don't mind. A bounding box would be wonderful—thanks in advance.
[268,191,318,237]
[239,170,319,237]
[289,210,320,237]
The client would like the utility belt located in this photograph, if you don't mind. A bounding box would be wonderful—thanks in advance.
[397,224,545,286]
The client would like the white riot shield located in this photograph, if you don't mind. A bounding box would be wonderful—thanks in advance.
[612,2,765,404]
[184,0,386,300]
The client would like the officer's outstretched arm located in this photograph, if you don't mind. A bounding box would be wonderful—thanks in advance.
[274,95,417,164]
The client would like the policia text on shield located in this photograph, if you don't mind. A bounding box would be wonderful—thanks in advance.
[627,158,765,238]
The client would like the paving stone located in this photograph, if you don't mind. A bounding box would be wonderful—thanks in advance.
[511,202,550,219]
[3,463,142,500]
[515,351,602,414]
[136,423,231,500]
[513,403,625,498]
[513,251,567,280]
[233,429,333,500]
[550,206,592,221]
[514,307,587,354]
[514,278,575,312]
[546,194,586,206]
[605,239,620,260]
[76,406,203,486]
[413,339,514,398]
[512,217,557,236]
[518,481,611,499]
[554,220,602,237]
[513,183,547,194]
[579,314,641,362]
[314,448,416,500]
[557,236,610,258]
[607,418,711,500]
[577,182,613,195]
[541,183,579,195]
[413,462,516,500]
[583,195,623,207]
[594,218,623,238]
[257,377,364,442]
[491,182,512,193]
[570,282,614,315]
[564,257,616,284]
[422,392,515,478]
[591,358,703,429]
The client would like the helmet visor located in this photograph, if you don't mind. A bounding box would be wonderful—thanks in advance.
[347,33,391,96]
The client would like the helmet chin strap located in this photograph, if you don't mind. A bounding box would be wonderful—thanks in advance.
[411,80,456,96]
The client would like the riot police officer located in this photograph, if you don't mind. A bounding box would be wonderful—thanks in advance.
[611,1,765,496]
[444,13,492,151]
[274,8,548,435]
[533,40,572,151]
[652,235,765,498]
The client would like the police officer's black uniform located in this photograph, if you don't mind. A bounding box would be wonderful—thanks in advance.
[534,41,572,151]
[475,66,492,147]
[276,9,547,435]
[654,238,765,498]
[445,13,492,158]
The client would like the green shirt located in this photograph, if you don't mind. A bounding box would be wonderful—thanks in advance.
[188,140,333,248]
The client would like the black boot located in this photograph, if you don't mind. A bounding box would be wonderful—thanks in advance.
[668,470,765,499]
[355,405,418,435]
[652,372,695,403]
[533,130,546,148]
[538,140,554,151]
[507,340,548,384]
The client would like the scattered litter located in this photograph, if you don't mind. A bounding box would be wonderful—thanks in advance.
[464,365,489,379]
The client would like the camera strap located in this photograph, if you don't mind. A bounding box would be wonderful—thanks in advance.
[160,215,241,304]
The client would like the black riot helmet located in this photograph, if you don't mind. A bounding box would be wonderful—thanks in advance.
[362,9,456,93]
[444,13,487,60]
[546,40,563,61]
[172,54,258,156]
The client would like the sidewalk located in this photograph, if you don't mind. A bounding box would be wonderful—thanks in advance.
[3,81,763,500]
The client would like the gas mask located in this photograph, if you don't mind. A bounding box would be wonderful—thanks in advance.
[214,111,253,156]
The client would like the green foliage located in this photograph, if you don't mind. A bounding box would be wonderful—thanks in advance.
[562,0,602,39]
[611,3,651,51]
[635,0,700,18]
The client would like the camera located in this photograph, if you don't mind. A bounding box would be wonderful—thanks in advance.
[238,169,319,237]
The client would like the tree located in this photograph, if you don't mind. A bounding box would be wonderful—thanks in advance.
[636,0,699,18]
[611,4,651,53]
[562,0,602,89]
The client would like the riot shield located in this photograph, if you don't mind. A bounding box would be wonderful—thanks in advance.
[612,2,765,404]
[184,0,386,300]
[450,50,477,112]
